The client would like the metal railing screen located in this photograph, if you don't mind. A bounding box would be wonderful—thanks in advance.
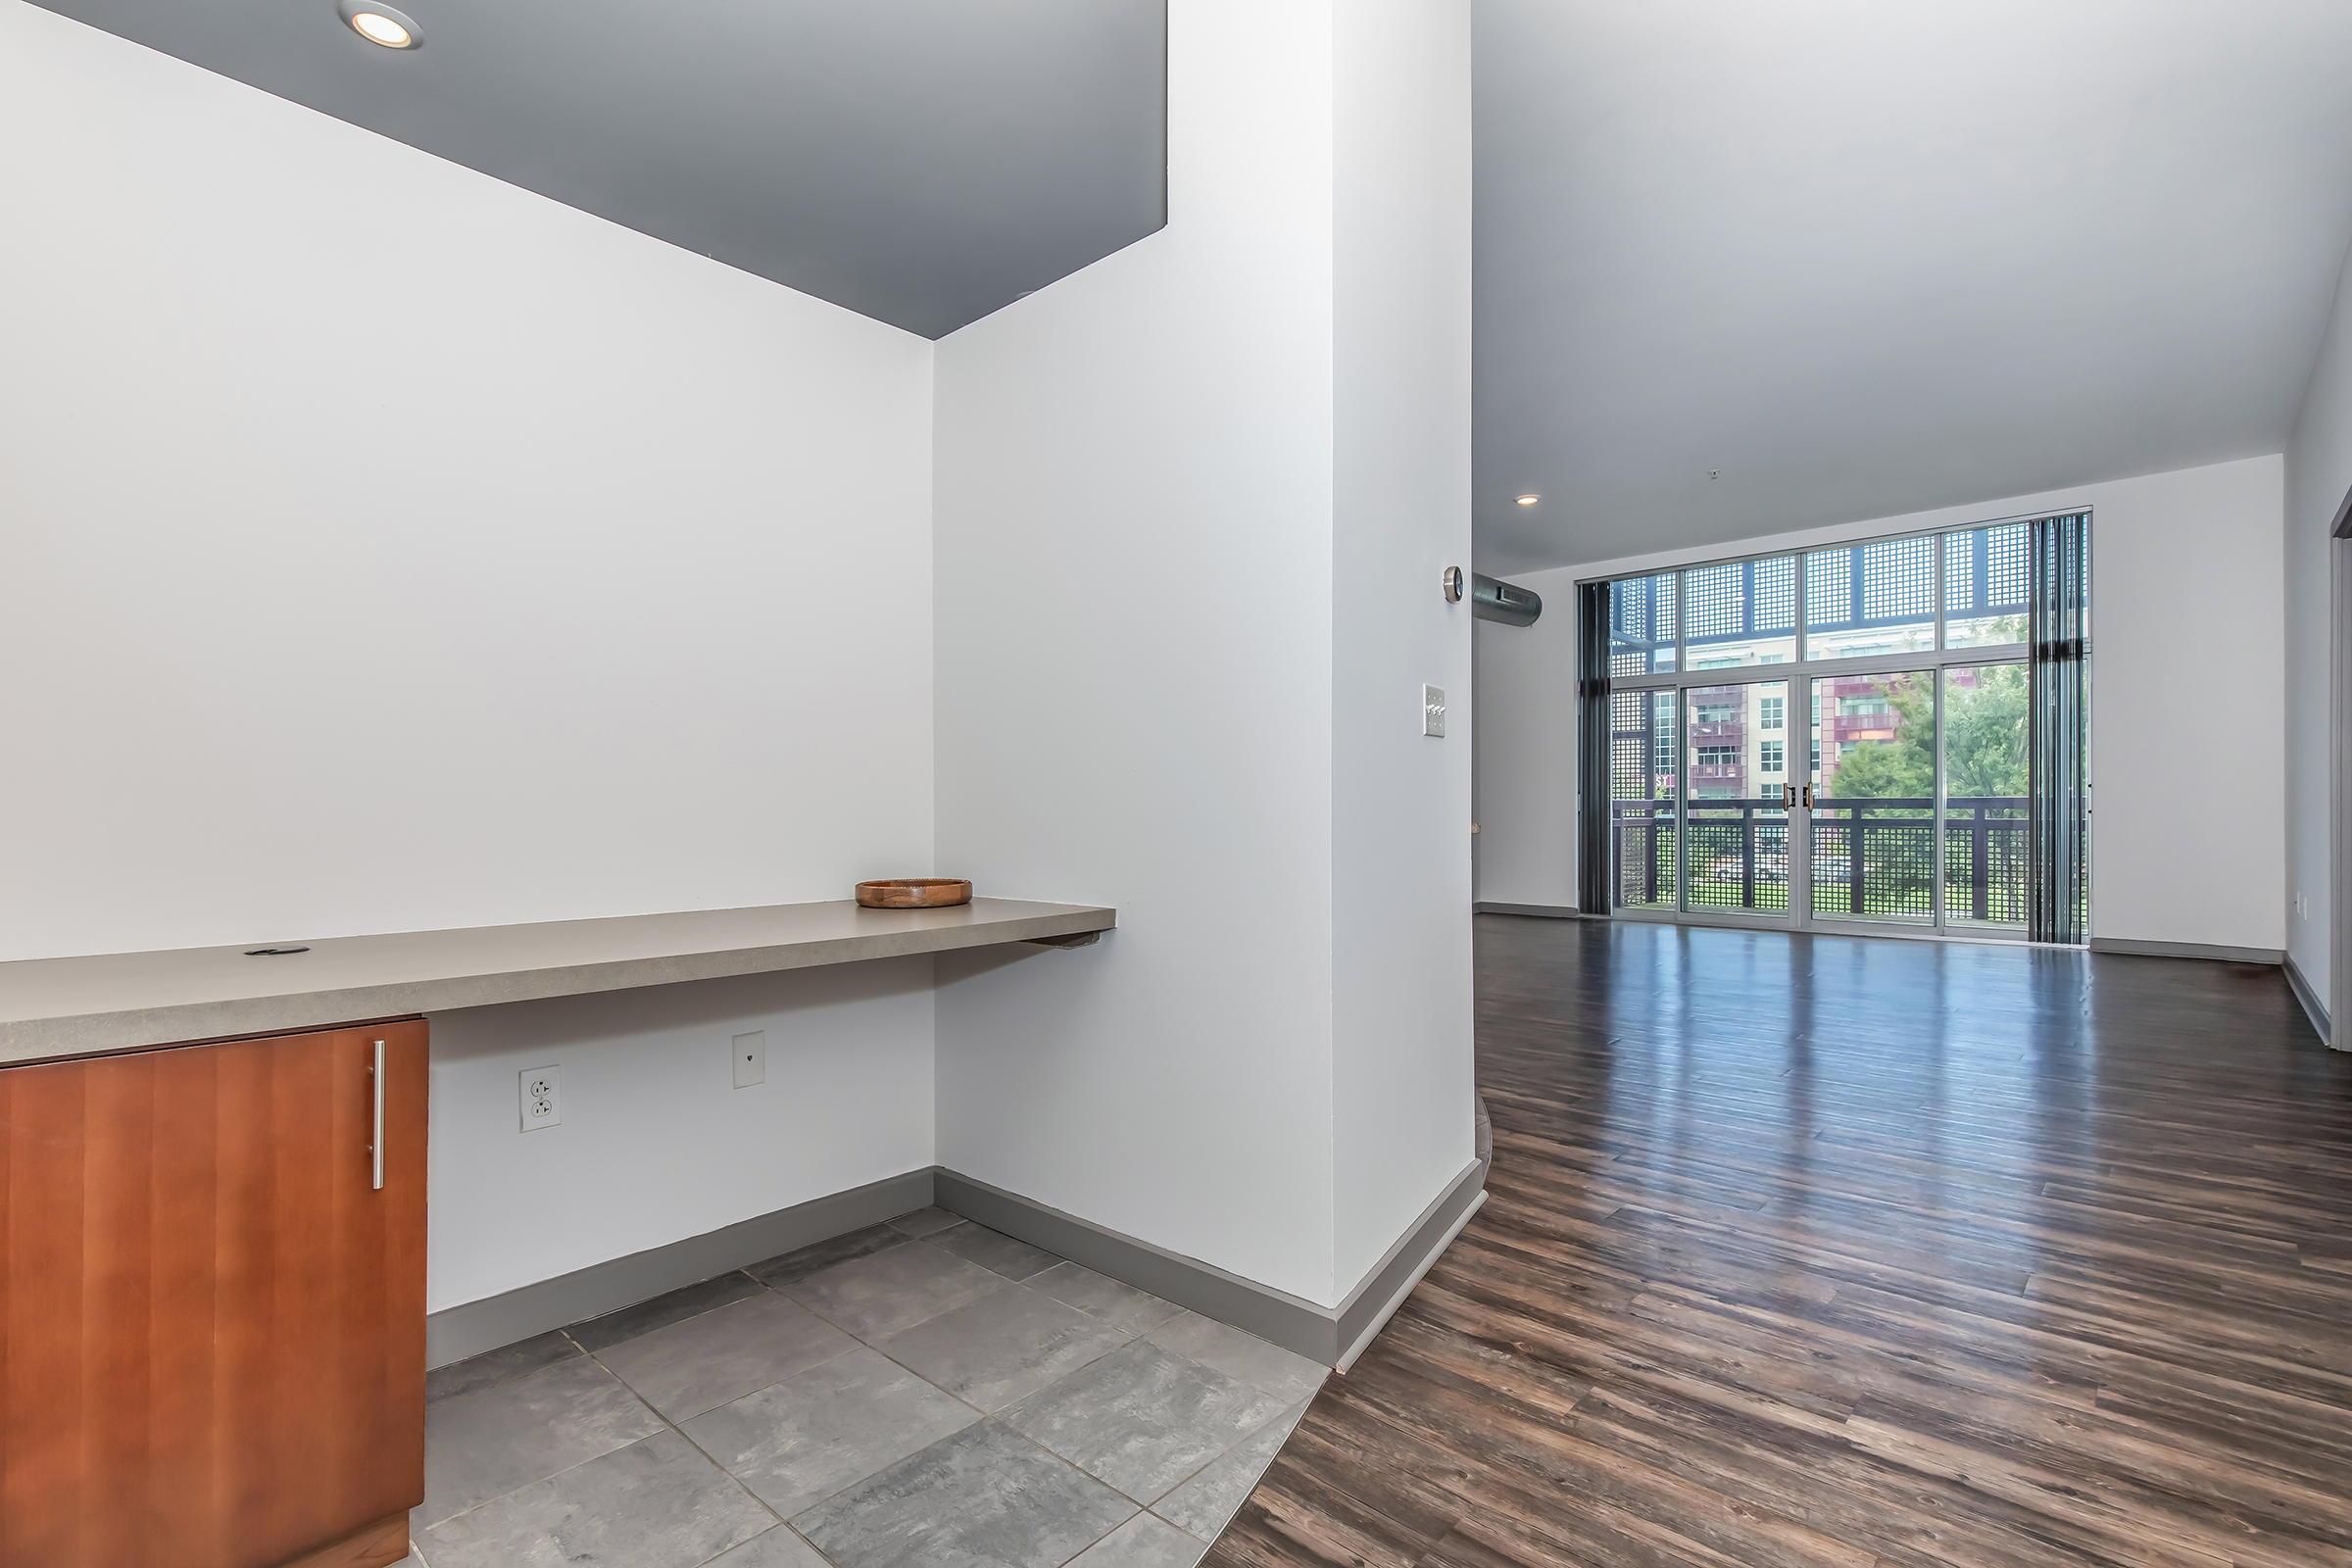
[1611,797,2030,921]
[1684,802,1790,912]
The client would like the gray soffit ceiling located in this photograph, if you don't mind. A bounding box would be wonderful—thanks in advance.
[36,0,1166,339]
[1474,1,2352,574]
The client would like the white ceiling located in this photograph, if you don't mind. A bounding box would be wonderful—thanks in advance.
[1474,0,2352,573]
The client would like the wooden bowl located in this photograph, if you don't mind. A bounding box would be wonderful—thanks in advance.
[857,878,972,909]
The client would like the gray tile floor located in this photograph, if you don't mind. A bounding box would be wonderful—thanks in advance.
[406,1207,1326,1568]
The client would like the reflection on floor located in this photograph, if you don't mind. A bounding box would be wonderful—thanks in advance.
[410,1206,1327,1568]
[1209,915,2352,1567]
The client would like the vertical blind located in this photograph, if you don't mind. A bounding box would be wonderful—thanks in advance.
[1576,580,1612,914]
[2028,513,2091,945]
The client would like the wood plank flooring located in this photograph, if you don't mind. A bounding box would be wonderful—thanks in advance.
[1206,915,2352,1568]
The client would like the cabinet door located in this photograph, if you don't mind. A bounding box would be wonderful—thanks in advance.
[0,1020,426,1568]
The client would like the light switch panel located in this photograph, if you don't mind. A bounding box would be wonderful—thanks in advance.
[733,1030,767,1089]
[1423,684,1446,737]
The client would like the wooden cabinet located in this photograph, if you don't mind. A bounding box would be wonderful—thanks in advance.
[0,1021,426,1568]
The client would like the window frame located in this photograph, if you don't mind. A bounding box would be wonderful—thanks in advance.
[1584,511,2057,936]
[1588,516,2034,699]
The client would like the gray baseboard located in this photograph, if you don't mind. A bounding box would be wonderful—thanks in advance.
[939,1152,1487,1366]
[2285,951,2332,1046]
[431,1142,1494,1371]
[426,1167,936,1367]
[1330,1141,1490,1366]
[1328,1096,1493,1371]
[1336,1190,1486,1373]
[932,1167,1344,1361]
[2087,936,2286,965]
[1473,901,1591,918]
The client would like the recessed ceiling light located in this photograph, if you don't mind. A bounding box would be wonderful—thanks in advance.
[1515,494,1541,507]
[339,0,422,48]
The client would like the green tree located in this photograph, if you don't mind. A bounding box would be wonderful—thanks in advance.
[1944,663,2028,799]
[1826,665,2027,801]
[1825,674,1933,799]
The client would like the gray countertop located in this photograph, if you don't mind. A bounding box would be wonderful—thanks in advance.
[0,898,1115,1065]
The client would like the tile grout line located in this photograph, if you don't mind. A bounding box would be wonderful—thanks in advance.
[574,1336,794,1544]
[752,1219,1030,1564]
[423,1212,1314,1568]
[579,1233,1025,1552]
[410,1373,695,1552]
[988,1418,1144,1568]
[768,1230,1305,1562]
[1133,1393,1313,1543]
[652,1236,1059,1554]
[566,1259,1101,1568]
[418,1298,785,1555]
[418,1235,924,1559]
[769,1262,1138,1533]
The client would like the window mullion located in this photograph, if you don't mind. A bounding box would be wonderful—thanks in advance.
[1675,569,1687,672]
[1936,528,1947,652]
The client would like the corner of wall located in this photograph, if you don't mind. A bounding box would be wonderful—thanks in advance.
[2282,229,2352,1019]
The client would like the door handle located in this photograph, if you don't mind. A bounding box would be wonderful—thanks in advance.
[1783,784,1796,808]
[369,1039,385,1192]
[1803,784,1815,809]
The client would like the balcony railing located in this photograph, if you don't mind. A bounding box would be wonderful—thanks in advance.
[1609,796,2027,924]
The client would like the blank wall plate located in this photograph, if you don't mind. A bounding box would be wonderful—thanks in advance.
[520,1065,561,1131]
[1423,684,1446,737]
[733,1030,767,1089]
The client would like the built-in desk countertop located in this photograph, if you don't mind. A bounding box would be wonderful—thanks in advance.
[0,898,1115,1065]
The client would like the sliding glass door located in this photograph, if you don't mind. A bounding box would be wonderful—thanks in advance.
[1594,518,2055,938]
[1685,680,1790,919]
[1938,663,2029,929]
[1807,669,1936,925]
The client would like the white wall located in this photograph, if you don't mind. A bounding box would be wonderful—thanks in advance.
[932,0,1473,1310]
[929,0,1340,1308]
[426,963,933,1312]
[2285,246,2352,1019]
[1473,581,1581,908]
[1477,456,2287,954]
[1330,0,1475,1294]
[0,3,942,1317]
[0,0,936,962]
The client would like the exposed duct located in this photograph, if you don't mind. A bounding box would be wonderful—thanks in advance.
[1472,572,1542,626]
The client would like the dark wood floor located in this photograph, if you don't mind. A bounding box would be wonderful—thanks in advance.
[1207,914,2352,1568]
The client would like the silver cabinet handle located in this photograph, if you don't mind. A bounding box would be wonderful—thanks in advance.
[370,1039,385,1191]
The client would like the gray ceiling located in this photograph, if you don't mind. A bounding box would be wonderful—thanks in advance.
[1475,1,2352,573]
[34,0,1166,340]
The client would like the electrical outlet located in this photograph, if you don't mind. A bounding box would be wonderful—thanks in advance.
[520,1065,562,1131]
[732,1030,766,1089]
